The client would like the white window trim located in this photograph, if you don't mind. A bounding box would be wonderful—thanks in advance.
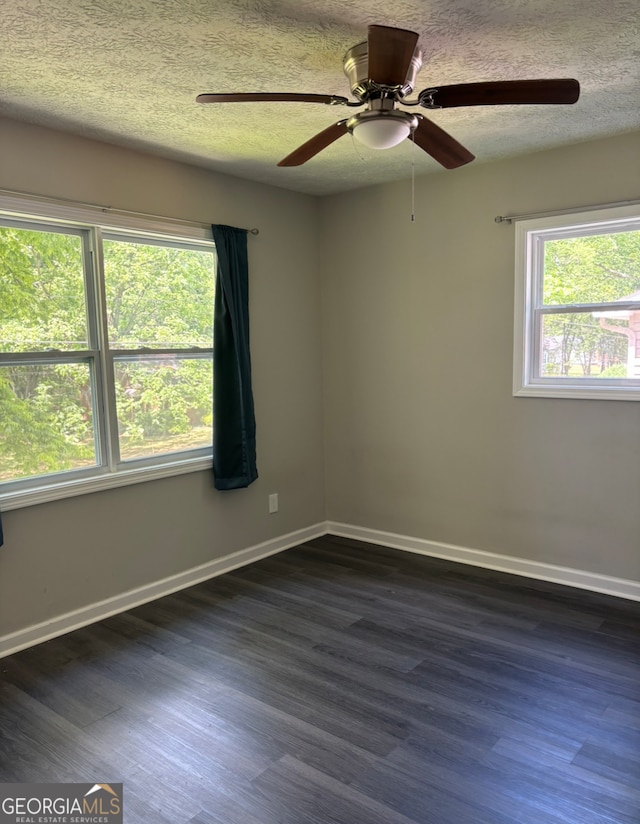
[1,455,213,511]
[513,204,640,401]
[0,192,213,242]
[0,193,215,511]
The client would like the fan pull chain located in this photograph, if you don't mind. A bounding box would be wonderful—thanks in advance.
[349,132,367,161]
[411,132,416,223]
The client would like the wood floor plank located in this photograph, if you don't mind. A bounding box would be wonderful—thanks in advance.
[484,739,640,823]
[1,535,639,823]
[186,681,379,784]
[351,746,545,824]
[572,741,640,789]
[387,734,616,824]
[0,681,136,781]
[182,574,362,629]
[162,638,409,756]
[0,654,122,727]
[252,753,422,824]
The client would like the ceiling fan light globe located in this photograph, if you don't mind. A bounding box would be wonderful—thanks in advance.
[353,118,411,149]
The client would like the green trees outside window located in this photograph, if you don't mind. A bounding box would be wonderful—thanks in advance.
[541,230,640,377]
[516,206,640,400]
[0,220,214,486]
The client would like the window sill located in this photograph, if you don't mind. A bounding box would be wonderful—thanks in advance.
[514,382,640,401]
[0,455,213,512]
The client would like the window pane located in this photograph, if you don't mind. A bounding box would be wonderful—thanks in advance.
[0,225,88,352]
[0,362,97,482]
[103,239,214,349]
[114,356,212,461]
[542,230,640,306]
[540,312,631,378]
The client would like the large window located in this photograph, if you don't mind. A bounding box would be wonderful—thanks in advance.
[0,197,215,508]
[514,204,640,400]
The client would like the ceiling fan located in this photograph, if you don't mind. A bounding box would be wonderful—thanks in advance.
[197,24,580,170]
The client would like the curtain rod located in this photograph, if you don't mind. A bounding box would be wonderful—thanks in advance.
[494,198,640,224]
[0,187,259,235]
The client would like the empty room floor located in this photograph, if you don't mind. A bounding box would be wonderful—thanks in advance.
[1,536,639,823]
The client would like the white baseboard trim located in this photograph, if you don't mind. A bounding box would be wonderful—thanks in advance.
[0,522,326,659]
[326,522,640,602]
[4,519,638,658]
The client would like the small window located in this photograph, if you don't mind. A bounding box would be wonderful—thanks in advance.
[0,200,215,508]
[514,205,640,400]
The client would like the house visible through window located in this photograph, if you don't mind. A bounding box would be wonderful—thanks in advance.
[0,197,215,508]
[513,204,640,400]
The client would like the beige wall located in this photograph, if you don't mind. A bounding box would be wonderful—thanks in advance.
[320,132,640,582]
[0,118,326,636]
[1,120,639,642]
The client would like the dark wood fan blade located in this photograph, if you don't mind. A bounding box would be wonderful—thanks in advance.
[411,117,475,169]
[426,79,580,108]
[197,92,349,105]
[367,25,419,87]
[277,121,349,166]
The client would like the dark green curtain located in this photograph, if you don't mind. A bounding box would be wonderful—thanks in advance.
[211,224,258,490]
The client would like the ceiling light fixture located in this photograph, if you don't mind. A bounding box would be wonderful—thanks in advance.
[347,109,419,150]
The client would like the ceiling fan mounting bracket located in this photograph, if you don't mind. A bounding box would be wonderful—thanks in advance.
[343,40,424,101]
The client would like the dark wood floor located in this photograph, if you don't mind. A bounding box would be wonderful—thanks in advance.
[1,536,639,823]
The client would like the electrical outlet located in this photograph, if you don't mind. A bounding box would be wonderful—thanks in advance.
[268,493,279,514]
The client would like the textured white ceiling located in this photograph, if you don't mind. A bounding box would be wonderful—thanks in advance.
[1,0,638,195]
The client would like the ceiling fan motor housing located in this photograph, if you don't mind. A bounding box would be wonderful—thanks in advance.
[343,40,424,100]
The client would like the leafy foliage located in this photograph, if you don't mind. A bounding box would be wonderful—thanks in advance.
[103,239,213,348]
[0,225,214,482]
[115,358,212,457]
[541,229,640,376]
[0,227,87,351]
[0,367,93,479]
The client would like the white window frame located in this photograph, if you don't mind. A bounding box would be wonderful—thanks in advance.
[513,204,640,401]
[0,194,215,511]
